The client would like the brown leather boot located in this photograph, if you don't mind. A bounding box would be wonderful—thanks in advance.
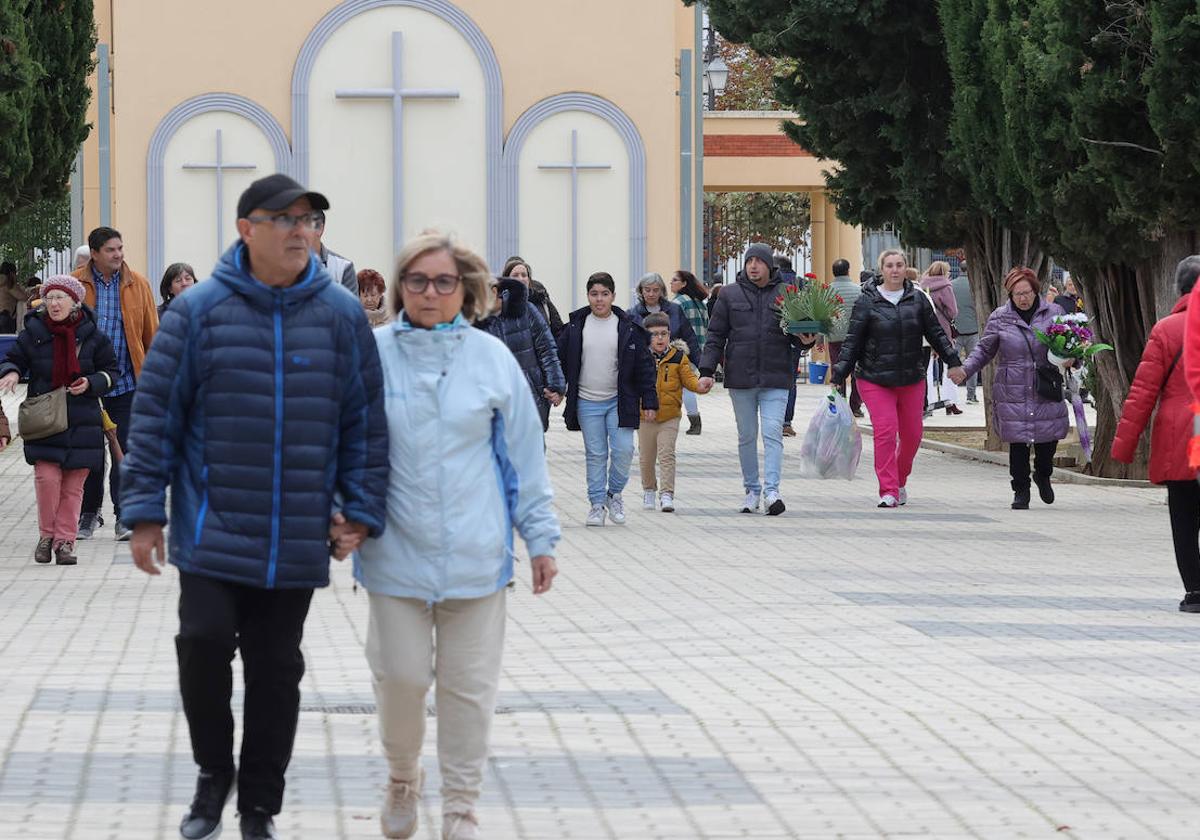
[54,541,77,566]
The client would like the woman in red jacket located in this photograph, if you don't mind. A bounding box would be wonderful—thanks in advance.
[1114,255,1200,612]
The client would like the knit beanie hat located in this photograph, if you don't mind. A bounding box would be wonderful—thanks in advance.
[744,243,775,270]
[40,274,86,304]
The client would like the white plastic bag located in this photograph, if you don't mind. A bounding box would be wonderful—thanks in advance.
[798,390,863,480]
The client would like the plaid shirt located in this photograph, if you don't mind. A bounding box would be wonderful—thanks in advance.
[92,266,136,396]
[674,293,709,348]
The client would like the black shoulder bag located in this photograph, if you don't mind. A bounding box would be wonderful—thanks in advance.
[1020,328,1064,402]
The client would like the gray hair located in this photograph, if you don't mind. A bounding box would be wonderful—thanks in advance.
[1175,255,1200,296]
[637,272,667,303]
[72,245,90,269]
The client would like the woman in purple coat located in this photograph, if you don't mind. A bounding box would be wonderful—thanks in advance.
[954,267,1069,510]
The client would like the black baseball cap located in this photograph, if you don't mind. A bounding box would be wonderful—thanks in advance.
[236,173,330,220]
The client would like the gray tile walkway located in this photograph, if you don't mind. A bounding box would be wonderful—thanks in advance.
[0,384,1191,839]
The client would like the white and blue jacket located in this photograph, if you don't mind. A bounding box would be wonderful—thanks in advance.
[120,242,389,589]
[354,315,560,602]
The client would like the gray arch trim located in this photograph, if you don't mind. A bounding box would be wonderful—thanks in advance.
[146,93,291,280]
[292,0,504,267]
[502,93,647,291]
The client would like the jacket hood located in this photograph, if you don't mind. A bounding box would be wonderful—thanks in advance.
[921,274,952,292]
[211,242,330,311]
[497,277,529,318]
[861,279,915,300]
[734,270,781,289]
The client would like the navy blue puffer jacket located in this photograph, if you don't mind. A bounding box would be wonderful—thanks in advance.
[120,243,389,589]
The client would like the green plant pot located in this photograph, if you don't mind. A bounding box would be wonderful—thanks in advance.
[785,319,824,335]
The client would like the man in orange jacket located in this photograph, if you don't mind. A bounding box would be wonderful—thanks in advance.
[71,227,159,541]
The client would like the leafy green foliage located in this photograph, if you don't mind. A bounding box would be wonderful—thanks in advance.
[704,191,810,270]
[0,196,72,279]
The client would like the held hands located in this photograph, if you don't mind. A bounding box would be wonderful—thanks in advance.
[543,388,563,407]
[698,376,715,392]
[641,409,657,422]
[131,523,167,576]
[531,555,557,594]
[328,511,368,561]
[67,377,89,396]
[0,372,17,394]
[947,367,967,386]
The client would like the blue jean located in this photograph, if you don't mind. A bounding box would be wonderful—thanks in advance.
[577,397,634,505]
[729,388,788,495]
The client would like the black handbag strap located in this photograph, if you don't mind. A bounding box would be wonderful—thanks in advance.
[1019,325,1064,399]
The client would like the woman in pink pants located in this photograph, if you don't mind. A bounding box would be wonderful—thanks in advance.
[0,275,117,564]
[831,250,965,507]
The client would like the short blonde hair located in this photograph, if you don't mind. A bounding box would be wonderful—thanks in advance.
[926,261,950,277]
[877,249,906,272]
[390,232,492,323]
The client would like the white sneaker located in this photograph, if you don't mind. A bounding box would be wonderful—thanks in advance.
[741,492,761,513]
[607,493,626,524]
[442,810,481,840]
[585,504,606,526]
[643,490,656,510]
[660,492,675,512]
[381,770,423,839]
[764,491,785,516]
[878,494,898,508]
[898,487,908,506]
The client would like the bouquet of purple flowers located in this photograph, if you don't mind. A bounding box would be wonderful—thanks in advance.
[1034,313,1112,366]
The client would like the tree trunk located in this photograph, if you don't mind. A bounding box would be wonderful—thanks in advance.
[1079,229,1199,478]
[962,216,1050,451]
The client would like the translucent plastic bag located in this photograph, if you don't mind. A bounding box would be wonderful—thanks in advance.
[798,390,863,480]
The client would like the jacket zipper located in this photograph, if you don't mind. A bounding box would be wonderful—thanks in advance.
[193,465,209,547]
[267,296,284,588]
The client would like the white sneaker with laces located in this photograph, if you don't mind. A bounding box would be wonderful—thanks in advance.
[898,487,908,506]
[878,494,898,508]
[381,770,423,839]
[607,493,627,524]
[442,811,481,840]
[741,492,761,513]
[585,504,606,526]
[660,492,675,512]
[643,490,656,510]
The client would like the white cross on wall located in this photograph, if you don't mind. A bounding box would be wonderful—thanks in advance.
[335,31,461,259]
[182,129,258,257]
[538,130,612,310]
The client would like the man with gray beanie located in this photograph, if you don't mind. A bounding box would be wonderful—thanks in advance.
[698,243,815,515]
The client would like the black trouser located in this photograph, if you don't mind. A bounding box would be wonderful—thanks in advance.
[81,389,134,520]
[1009,441,1057,489]
[1166,480,1200,593]
[176,571,314,815]
[0,311,15,333]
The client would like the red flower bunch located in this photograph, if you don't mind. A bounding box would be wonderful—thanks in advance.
[804,272,818,280]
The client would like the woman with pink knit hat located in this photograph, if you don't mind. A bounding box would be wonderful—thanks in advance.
[0,275,118,564]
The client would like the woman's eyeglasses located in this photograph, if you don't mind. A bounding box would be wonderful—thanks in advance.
[400,273,462,295]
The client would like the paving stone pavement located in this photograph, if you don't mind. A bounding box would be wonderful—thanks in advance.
[0,382,1193,839]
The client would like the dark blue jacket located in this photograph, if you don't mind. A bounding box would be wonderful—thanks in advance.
[629,298,700,360]
[558,305,657,430]
[476,278,566,430]
[120,243,389,590]
[0,306,116,471]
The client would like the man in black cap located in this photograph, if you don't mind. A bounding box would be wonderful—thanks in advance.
[122,173,389,840]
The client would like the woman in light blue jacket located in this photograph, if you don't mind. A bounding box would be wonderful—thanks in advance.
[355,232,560,840]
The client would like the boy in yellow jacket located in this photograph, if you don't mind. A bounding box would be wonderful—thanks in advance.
[639,313,710,512]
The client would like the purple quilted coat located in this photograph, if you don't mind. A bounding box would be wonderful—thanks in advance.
[962,298,1069,444]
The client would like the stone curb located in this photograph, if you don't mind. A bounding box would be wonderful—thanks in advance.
[859,423,1154,489]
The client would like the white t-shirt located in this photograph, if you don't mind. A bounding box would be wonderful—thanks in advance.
[578,312,620,401]
[880,286,904,305]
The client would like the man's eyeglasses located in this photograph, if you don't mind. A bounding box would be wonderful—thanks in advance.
[401,273,462,295]
[246,211,324,232]
[648,330,670,338]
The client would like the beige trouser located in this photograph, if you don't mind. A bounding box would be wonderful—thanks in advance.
[365,588,507,815]
[638,417,681,493]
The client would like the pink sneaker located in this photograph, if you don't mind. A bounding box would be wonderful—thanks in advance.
[381,769,423,838]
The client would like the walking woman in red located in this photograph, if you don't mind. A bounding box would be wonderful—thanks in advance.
[832,249,964,507]
[1115,255,1200,611]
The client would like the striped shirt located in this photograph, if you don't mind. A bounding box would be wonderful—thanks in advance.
[92,267,136,396]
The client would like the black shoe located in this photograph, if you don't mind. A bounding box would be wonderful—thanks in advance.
[1011,483,1031,510]
[77,512,102,541]
[114,519,133,541]
[1033,474,1055,505]
[180,769,235,840]
[239,808,278,840]
[685,414,702,436]
[852,408,864,419]
[1181,592,1200,613]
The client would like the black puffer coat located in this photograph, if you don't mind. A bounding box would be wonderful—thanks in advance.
[832,281,961,388]
[476,278,566,430]
[699,271,811,390]
[558,305,657,430]
[528,280,564,338]
[0,306,117,470]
